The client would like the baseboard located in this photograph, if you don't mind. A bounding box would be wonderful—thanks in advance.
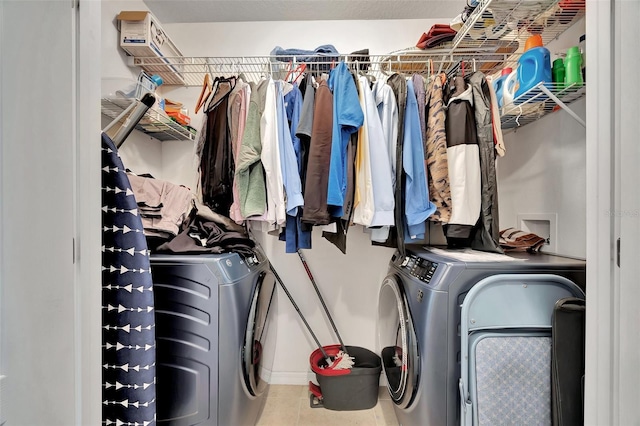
[268,371,389,387]
[269,371,314,385]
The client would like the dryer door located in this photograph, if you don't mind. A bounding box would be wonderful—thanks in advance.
[242,270,277,397]
[378,275,419,409]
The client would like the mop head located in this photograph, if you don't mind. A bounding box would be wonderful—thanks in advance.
[326,350,355,370]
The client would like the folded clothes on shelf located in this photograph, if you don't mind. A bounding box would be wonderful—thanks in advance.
[416,24,457,49]
[499,227,547,252]
[270,44,340,63]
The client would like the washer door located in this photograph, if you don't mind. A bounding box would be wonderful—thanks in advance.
[378,275,419,408]
[242,270,277,397]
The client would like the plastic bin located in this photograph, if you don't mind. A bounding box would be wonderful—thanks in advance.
[309,345,382,411]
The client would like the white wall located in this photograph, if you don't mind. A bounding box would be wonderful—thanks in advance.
[164,17,441,381]
[497,99,586,258]
[497,18,586,259]
[102,7,589,382]
[102,0,164,178]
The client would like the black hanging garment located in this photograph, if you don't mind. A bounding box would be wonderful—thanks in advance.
[443,75,481,247]
[199,78,236,214]
[468,71,503,253]
[101,133,156,425]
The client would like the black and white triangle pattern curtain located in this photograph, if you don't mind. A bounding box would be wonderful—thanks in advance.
[102,133,156,425]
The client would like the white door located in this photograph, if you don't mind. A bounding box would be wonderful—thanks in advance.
[585,0,640,424]
[615,0,640,423]
[0,0,101,423]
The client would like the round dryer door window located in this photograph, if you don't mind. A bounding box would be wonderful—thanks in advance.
[378,276,419,408]
[242,271,277,397]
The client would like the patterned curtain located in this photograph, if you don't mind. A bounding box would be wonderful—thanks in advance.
[101,133,157,425]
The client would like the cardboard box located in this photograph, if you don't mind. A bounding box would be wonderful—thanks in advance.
[116,11,185,85]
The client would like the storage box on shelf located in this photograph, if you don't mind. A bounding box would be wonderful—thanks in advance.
[117,11,186,85]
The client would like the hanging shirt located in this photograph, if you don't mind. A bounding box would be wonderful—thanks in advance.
[380,74,408,252]
[301,78,333,225]
[228,79,250,224]
[282,82,312,252]
[412,74,428,145]
[444,76,481,240]
[425,74,452,224]
[373,79,398,190]
[352,74,372,226]
[296,74,316,190]
[261,77,286,226]
[404,79,436,242]
[275,80,304,216]
[236,81,267,219]
[362,76,394,227]
[326,62,364,217]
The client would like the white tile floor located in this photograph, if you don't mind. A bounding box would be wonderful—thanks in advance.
[256,385,399,426]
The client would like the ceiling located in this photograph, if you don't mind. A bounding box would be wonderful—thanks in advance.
[143,0,465,24]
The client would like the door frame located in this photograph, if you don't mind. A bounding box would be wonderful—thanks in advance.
[584,0,638,424]
[76,0,102,424]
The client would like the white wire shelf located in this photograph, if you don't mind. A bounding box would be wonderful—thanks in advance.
[500,81,586,130]
[123,0,586,131]
[101,97,196,141]
[450,0,585,54]
[129,52,528,87]
[127,0,584,87]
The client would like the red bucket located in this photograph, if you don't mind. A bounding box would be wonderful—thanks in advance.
[308,345,381,411]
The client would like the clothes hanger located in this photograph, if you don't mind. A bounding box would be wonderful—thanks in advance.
[195,73,213,114]
[292,64,307,84]
[204,75,237,113]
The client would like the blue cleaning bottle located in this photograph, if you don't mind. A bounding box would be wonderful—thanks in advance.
[492,67,513,109]
[514,46,552,104]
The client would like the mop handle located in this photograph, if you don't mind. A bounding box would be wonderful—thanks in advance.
[269,264,331,361]
[296,250,348,353]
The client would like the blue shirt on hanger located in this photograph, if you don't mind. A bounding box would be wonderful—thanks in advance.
[276,81,304,216]
[327,62,364,217]
[281,83,311,252]
[403,79,436,242]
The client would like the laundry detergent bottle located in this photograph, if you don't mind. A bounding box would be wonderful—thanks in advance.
[564,45,584,88]
[514,37,552,103]
[502,67,519,107]
[552,58,566,90]
[492,67,513,109]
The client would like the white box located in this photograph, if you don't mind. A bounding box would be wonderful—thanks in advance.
[117,11,185,85]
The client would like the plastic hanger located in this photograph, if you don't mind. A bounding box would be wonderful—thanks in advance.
[293,64,307,84]
[195,74,213,114]
[285,62,307,84]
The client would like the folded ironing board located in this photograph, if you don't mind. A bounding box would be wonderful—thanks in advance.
[459,274,585,426]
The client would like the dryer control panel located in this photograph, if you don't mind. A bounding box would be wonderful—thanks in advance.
[400,254,438,284]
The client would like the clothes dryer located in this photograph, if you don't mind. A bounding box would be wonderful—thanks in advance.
[377,245,585,426]
[151,248,277,425]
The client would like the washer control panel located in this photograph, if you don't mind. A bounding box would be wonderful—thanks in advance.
[400,254,438,284]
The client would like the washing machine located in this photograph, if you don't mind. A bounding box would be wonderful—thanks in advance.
[150,248,277,426]
[377,245,586,426]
